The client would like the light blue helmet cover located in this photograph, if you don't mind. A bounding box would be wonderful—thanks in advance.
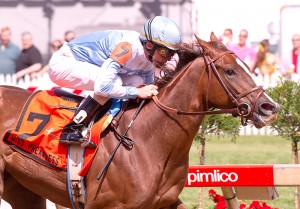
[140,16,182,50]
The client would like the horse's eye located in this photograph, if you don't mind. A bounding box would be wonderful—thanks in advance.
[225,69,235,76]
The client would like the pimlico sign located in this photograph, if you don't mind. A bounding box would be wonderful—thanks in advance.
[186,165,274,187]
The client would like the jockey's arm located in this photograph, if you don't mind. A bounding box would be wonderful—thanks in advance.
[94,58,158,100]
[94,58,137,99]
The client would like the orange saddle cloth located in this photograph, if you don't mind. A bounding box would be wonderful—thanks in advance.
[3,90,112,175]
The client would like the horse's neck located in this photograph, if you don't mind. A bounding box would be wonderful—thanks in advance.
[134,60,206,165]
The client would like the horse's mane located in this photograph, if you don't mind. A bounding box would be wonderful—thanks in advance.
[155,42,202,89]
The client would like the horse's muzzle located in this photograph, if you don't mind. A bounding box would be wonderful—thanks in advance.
[252,101,280,128]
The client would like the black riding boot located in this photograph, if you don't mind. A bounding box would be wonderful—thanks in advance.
[60,95,101,148]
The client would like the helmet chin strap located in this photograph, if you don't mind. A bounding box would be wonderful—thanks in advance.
[141,17,157,62]
[147,47,156,62]
[141,40,156,62]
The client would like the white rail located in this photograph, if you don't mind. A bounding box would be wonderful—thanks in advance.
[0,73,279,136]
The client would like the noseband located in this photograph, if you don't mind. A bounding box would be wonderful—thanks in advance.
[152,47,264,126]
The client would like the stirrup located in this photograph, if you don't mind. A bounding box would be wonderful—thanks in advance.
[59,137,96,149]
[80,140,97,149]
[73,95,101,124]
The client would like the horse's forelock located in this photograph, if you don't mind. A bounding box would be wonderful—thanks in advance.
[155,40,227,89]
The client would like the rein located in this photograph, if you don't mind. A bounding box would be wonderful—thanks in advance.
[96,100,134,181]
[96,78,159,183]
[95,46,264,184]
[152,48,265,125]
[152,95,239,116]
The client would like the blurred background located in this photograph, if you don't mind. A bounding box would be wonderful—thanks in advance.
[0,0,299,62]
[1,1,300,208]
[0,0,192,61]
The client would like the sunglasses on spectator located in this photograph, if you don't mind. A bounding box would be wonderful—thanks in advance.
[239,34,247,38]
[155,44,175,58]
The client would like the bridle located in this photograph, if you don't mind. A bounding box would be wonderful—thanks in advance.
[96,46,265,182]
[152,47,265,126]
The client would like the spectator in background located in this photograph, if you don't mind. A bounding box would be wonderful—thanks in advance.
[31,30,73,79]
[31,39,63,78]
[64,30,76,42]
[0,27,20,75]
[254,39,279,84]
[220,28,233,47]
[228,29,256,73]
[282,34,300,76]
[16,32,42,80]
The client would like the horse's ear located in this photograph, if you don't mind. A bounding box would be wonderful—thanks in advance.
[210,32,219,42]
[194,34,210,51]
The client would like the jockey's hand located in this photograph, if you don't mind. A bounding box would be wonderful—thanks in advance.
[137,84,158,99]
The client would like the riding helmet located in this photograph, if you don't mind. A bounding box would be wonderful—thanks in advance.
[140,16,182,50]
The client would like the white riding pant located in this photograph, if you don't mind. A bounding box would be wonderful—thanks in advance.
[48,43,143,104]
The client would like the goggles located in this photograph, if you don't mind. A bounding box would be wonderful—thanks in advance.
[155,45,175,58]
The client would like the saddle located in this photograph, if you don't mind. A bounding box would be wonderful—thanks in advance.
[3,88,125,208]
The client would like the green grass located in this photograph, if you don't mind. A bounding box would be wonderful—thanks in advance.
[180,135,296,209]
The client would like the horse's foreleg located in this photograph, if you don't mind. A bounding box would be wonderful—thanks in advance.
[3,176,46,209]
[161,199,188,209]
[4,185,46,209]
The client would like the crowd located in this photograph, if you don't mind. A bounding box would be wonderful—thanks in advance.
[0,25,300,88]
[0,27,76,80]
[219,28,300,86]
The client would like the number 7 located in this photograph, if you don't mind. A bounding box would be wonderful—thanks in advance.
[17,112,50,140]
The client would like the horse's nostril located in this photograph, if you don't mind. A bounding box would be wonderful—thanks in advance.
[261,103,274,111]
[260,102,279,114]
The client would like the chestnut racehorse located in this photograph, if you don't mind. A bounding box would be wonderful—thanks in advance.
[0,33,279,209]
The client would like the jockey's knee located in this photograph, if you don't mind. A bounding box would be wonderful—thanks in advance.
[48,67,64,86]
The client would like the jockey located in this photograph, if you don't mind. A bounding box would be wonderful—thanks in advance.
[48,16,182,147]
